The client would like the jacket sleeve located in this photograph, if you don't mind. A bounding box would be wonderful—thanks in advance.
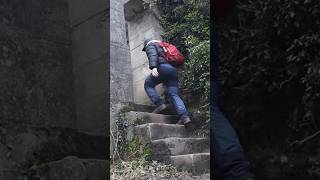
[145,43,158,69]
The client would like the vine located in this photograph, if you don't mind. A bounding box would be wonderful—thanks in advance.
[111,106,151,163]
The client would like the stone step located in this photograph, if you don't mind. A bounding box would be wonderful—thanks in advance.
[24,156,108,180]
[134,123,188,142]
[170,153,210,175]
[129,103,176,115]
[125,111,178,125]
[193,173,210,180]
[150,137,209,158]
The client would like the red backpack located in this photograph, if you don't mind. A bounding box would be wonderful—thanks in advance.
[158,41,185,66]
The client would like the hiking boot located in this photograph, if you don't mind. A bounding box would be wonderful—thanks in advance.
[152,104,167,114]
[176,117,192,125]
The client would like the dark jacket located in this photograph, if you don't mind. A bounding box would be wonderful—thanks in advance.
[143,42,166,69]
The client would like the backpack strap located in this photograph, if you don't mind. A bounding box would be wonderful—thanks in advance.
[145,40,162,47]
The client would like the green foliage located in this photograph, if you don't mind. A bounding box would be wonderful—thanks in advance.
[219,0,320,136]
[112,106,151,162]
[114,113,127,158]
[112,106,134,160]
[218,0,320,178]
[154,0,210,101]
[183,40,210,97]
[127,137,151,161]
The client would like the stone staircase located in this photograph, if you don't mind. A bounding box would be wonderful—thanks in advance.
[125,109,210,175]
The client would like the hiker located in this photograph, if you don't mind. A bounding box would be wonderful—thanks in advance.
[212,0,255,179]
[142,39,191,125]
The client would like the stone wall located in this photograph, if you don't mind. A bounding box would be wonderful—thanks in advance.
[0,0,75,127]
[1,0,74,177]
[0,0,108,178]
[109,0,134,158]
[109,0,164,158]
[110,0,133,104]
[67,0,109,133]
[124,0,164,105]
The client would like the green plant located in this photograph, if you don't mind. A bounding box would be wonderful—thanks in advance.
[127,137,151,161]
[111,106,133,161]
[218,0,320,179]
[111,106,151,163]
[219,0,320,138]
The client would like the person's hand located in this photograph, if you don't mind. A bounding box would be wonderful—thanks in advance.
[151,68,159,77]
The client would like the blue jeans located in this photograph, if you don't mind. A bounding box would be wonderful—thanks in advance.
[144,63,189,120]
[211,82,253,180]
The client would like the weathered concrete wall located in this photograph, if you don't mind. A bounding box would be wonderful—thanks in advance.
[0,1,108,179]
[0,0,75,178]
[67,0,108,133]
[110,0,134,158]
[109,0,164,158]
[0,0,75,127]
[124,0,164,105]
[110,0,133,103]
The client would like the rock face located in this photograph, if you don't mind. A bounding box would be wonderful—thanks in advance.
[125,109,210,175]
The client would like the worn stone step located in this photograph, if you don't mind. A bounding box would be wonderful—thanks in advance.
[125,111,178,125]
[150,137,209,158]
[193,173,210,180]
[134,123,188,142]
[129,103,176,115]
[170,153,210,175]
[24,156,108,180]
